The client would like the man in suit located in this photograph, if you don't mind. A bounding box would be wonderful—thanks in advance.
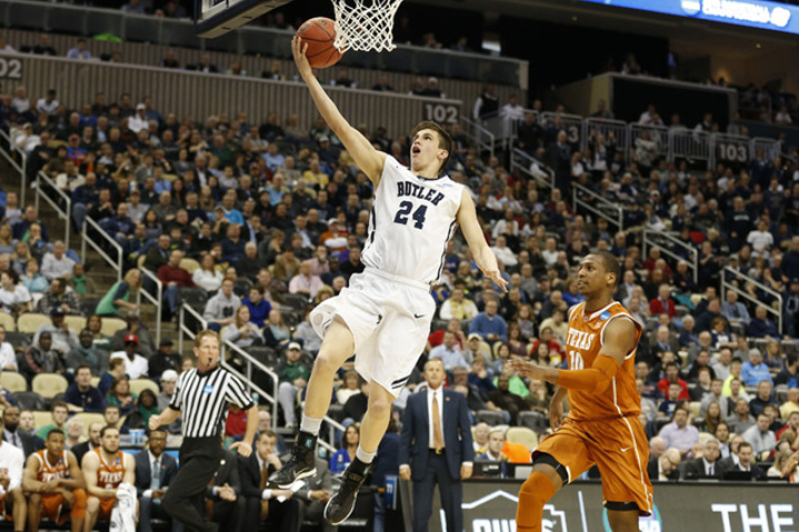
[682,438,722,480]
[239,430,301,532]
[293,457,334,532]
[206,448,244,532]
[646,448,681,481]
[648,325,680,357]
[2,406,44,458]
[71,422,102,466]
[399,359,474,532]
[717,441,765,480]
[134,427,182,532]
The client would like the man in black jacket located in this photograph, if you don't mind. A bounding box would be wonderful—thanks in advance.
[70,422,102,466]
[134,428,181,532]
[207,448,245,531]
[2,406,44,458]
[681,438,721,480]
[238,430,301,532]
[646,448,681,482]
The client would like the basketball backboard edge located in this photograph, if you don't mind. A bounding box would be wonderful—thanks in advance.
[196,0,295,38]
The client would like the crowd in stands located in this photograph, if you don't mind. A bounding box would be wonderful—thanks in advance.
[0,29,797,526]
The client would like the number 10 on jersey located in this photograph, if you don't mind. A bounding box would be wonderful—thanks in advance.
[394,200,428,229]
[569,350,584,370]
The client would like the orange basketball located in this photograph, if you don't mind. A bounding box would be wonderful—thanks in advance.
[296,17,344,69]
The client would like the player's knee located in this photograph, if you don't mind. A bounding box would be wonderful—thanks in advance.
[86,497,100,513]
[313,351,341,375]
[28,492,41,505]
[73,489,88,509]
[367,394,391,418]
[11,488,24,504]
[519,472,556,507]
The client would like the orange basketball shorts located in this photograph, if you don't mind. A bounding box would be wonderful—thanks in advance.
[41,489,88,524]
[534,415,654,515]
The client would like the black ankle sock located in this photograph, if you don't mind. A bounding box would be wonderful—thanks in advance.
[297,431,317,448]
[348,457,370,476]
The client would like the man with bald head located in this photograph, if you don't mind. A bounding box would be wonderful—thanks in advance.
[288,260,324,298]
[647,448,681,481]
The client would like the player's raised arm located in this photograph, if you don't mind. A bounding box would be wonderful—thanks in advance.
[292,36,386,185]
[457,190,508,292]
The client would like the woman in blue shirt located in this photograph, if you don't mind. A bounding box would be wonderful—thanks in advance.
[330,423,360,474]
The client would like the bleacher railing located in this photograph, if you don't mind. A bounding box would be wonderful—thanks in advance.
[721,266,782,334]
[0,127,27,206]
[460,116,495,158]
[137,267,162,345]
[80,217,123,284]
[497,112,783,170]
[642,229,699,285]
[219,339,279,432]
[510,148,554,189]
[572,184,623,230]
[34,170,71,250]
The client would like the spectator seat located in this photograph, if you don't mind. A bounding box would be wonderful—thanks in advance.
[517,411,550,434]
[80,298,100,316]
[64,315,86,332]
[74,412,106,436]
[18,313,50,333]
[32,373,69,400]
[282,293,311,311]
[234,278,253,294]
[506,426,538,452]
[476,410,505,426]
[100,317,127,336]
[247,346,279,369]
[90,377,100,388]
[13,391,45,411]
[179,258,200,274]
[129,378,159,396]
[282,311,302,328]
[775,384,789,404]
[4,332,32,351]
[33,411,52,430]
[2,372,27,393]
[178,288,208,310]
[0,312,14,332]
[327,403,345,423]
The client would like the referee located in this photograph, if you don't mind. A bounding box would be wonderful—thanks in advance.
[149,330,258,532]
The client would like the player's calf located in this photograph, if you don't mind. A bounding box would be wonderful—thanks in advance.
[516,468,562,532]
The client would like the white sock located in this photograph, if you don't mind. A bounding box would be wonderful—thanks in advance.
[355,445,376,464]
[300,414,322,435]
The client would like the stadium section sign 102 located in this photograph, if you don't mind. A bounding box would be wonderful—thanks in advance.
[575,0,799,34]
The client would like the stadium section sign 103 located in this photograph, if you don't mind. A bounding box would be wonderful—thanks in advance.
[575,0,799,34]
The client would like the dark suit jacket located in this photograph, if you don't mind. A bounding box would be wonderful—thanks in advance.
[398,387,474,482]
[208,449,242,499]
[3,430,45,459]
[238,453,273,498]
[294,458,333,504]
[71,440,95,467]
[716,456,765,480]
[682,458,721,480]
[133,450,179,497]
[647,457,678,481]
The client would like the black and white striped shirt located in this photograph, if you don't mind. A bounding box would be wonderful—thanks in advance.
[169,366,254,439]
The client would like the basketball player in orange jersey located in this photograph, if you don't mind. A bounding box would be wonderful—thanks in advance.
[80,426,136,532]
[23,429,87,532]
[509,252,653,532]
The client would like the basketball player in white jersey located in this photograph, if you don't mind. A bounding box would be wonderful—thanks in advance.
[270,36,508,524]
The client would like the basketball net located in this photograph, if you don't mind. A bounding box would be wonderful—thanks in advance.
[332,0,403,53]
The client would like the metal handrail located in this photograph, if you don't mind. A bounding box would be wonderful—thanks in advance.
[35,171,71,250]
[178,303,206,355]
[220,339,279,431]
[571,184,623,230]
[137,267,162,345]
[721,266,782,334]
[0,128,27,205]
[460,116,495,158]
[510,148,554,189]
[81,217,123,283]
[642,229,699,285]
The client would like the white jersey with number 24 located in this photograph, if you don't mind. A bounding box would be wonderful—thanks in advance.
[362,155,464,284]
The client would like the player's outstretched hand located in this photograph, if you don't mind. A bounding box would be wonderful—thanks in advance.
[292,36,313,81]
[481,269,508,293]
[231,440,253,457]
[507,358,544,380]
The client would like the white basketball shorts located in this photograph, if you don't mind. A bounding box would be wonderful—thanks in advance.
[310,267,434,398]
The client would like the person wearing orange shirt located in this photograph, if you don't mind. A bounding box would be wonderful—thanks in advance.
[22,429,86,532]
[510,252,653,532]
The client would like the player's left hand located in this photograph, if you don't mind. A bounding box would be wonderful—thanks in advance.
[460,464,473,480]
[482,269,508,293]
[231,441,253,457]
[507,358,544,380]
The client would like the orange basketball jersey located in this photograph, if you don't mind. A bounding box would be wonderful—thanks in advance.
[94,448,125,490]
[33,450,69,482]
[564,301,642,421]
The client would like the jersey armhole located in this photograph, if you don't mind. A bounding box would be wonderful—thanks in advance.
[599,314,640,360]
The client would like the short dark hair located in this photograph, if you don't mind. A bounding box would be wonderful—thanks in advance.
[591,251,621,288]
[738,441,753,452]
[76,365,92,375]
[47,428,64,440]
[104,404,120,415]
[258,429,277,441]
[410,121,452,174]
[100,425,120,438]
[51,401,68,413]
